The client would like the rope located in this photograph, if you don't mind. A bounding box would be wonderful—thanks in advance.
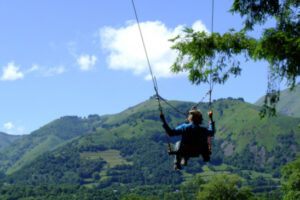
[157,95,189,118]
[209,0,214,110]
[191,90,211,110]
[131,0,215,154]
[131,0,163,113]
[131,0,214,116]
[208,0,215,152]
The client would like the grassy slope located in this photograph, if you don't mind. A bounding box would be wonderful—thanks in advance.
[88,99,194,143]
[212,99,300,152]
[255,82,300,117]
[0,132,22,151]
[0,116,100,174]
[1,97,299,188]
[80,150,132,168]
[80,149,133,185]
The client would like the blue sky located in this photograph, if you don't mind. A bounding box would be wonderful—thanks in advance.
[0,0,283,135]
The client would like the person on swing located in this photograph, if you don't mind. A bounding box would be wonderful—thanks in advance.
[160,109,215,170]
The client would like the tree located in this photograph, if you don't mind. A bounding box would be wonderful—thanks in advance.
[281,155,300,200]
[120,193,145,200]
[171,0,299,117]
[197,174,256,200]
[92,172,100,181]
[180,174,205,199]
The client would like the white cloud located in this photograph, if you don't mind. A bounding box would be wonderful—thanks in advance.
[77,55,97,71]
[1,62,24,81]
[26,64,39,73]
[1,62,65,80]
[25,64,65,77]
[44,66,65,76]
[100,20,208,80]
[4,122,14,130]
[192,20,209,33]
[3,122,26,135]
[24,64,40,74]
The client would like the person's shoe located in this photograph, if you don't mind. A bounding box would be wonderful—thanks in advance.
[174,163,182,170]
[181,159,188,166]
[203,156,210,162]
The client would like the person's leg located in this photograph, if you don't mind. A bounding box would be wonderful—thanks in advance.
[181,157,189,166]
[202,152,210,162]
[174,141,182,170]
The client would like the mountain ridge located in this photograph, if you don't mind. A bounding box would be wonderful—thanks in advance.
[0,132,22,151]
[0,116,102,174]
[255,82,300,117]
[1,97,299,188]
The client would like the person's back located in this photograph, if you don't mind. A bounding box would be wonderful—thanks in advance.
[177,123,210,145]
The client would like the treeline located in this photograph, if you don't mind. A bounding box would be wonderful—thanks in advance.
[0,185,118,200]
[0,135,298,199]
[0,174,282,200]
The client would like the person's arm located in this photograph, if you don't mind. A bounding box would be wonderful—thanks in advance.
[207,110,215,136]
[160,113,183,136]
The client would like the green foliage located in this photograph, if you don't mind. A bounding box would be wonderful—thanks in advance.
[230,0,281,29]
[170,29,253,85]
[281,155,300,200]
[0,185,118,200]
[197,174,256,200]
[92,172,100,181]
[120,193,145,200]
[171,0,300,117]
[180,174,205,199]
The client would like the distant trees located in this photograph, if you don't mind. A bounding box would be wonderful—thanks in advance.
[0,170,5,179]
[0,185,118,200]
[111,174,257,200]
[197,174,256,200]
[281,155,300,200]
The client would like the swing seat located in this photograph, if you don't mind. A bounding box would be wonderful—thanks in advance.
[169,144,211,162]
[169,144,201,157]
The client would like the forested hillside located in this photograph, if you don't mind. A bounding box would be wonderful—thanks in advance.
[0,132,22,150]
[0,115,103,174]
[0,97,299,199]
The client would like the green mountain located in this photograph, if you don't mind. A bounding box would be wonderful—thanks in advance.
[0,115,103,174]
[1,98,299,190]
[255,82,300,117]
[0,132,22,151]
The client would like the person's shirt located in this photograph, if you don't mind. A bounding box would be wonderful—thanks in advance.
[162,121,215,145]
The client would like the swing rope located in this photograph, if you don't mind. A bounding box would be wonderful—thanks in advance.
[131,0,171,151]
[208,0,215,152]
[157,94,189,118]
[131,0,162,113]
[209,0,214,110]
[131,0,215,153]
